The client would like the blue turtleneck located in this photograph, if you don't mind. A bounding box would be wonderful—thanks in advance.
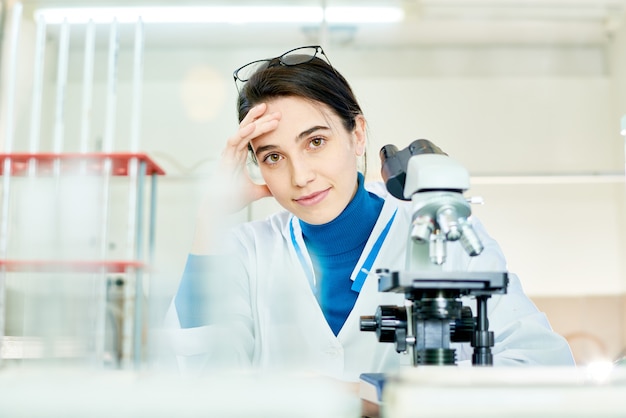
[299,173,384,336]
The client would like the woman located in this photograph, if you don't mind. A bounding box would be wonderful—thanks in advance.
[166,46,574,381]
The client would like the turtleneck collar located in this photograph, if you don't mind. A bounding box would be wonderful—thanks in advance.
[299,172,383,257]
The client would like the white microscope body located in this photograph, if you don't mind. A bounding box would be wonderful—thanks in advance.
[361,139,508,366]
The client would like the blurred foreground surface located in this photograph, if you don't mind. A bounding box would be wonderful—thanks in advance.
[0,365,625,417]
[0,365,360,418]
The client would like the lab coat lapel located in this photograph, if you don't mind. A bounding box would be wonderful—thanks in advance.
[283,216,339,340]
[339,199,406,342]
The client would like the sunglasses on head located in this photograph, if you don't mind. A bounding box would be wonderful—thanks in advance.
[233,45,333,91]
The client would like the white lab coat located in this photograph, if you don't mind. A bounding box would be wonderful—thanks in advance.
[165,182,575,381]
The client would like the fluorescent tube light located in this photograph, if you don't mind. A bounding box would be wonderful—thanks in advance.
[34,6,404,25]
[325,7,404,23]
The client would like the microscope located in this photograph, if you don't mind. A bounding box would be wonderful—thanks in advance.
[360,140,509,366]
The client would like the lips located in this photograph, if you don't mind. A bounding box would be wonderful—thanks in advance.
[295,188,330,206]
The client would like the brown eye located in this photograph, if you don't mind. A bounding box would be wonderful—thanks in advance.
[310,137,325,148]
[263,153,282,165]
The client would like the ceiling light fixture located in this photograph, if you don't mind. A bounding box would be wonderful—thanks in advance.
[33,6,404,25]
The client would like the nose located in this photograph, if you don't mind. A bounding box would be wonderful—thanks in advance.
[290,157,315,187]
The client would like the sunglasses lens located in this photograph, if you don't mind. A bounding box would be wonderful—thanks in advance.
[280,46,319,65]
[235,60,270,82]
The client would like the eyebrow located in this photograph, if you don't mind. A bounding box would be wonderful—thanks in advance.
[255,125,330,156]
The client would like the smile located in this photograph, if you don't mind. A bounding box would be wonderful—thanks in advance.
[295,188,330,206]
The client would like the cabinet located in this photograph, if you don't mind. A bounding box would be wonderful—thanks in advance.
[0,152,164,368]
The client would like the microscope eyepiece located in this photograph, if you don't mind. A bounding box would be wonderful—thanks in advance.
[380,139,448,200]
[379,144,399,161]
[408,139,447,156]
[379,144,406,200]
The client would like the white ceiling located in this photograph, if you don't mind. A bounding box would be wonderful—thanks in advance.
[16,0,626,48]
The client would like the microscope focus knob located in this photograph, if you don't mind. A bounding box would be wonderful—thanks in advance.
[359,305,407,344]
[360,316,378,332]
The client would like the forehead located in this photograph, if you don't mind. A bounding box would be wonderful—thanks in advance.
[266,96,333,120]
[252,97,343,146]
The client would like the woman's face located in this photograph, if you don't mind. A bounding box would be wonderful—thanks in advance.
[250,96,366,225]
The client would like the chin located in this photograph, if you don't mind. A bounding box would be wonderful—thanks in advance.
[300,209,341,225]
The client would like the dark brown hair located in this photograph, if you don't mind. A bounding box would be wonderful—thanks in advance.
[237,56,363,134]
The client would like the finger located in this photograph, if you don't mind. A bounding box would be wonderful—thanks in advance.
[241,110,281,137]
[233,112,281,152]
[240,115,280,148]
[240,102,267,126]
[225,106,278,151]
[224,103,266,146]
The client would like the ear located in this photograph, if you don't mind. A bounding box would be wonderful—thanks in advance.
[353,115,367,157]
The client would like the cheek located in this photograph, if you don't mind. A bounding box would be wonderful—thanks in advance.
[328,146,359,172]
